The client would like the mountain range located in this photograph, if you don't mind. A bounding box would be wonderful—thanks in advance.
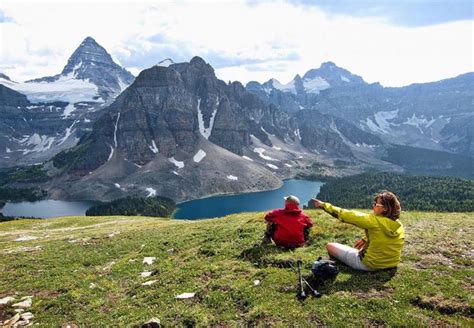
[0,37,472,202]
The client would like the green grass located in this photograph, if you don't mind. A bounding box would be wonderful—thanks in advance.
[0,211,473,327]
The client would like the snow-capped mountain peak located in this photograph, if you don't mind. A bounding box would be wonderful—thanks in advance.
[61,36,117,77]
[1,37,135,103]
[303,62,365,86]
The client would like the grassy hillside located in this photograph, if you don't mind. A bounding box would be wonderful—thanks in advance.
[0,211,473,327]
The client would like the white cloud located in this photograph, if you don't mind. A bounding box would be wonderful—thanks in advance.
[0,0,472,86]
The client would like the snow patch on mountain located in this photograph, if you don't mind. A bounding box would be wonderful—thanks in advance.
[169,157,184,169]
[146,187,157,197]
[403,114,436,133]
[58,120,78,145]
[197,98,219,139]
[193,149,206,163]
[303,77,330,93]
[108,145,114,161]
[355,143,377,148]
[10,74,100,103]
[20,134,56,154]
[148,140,159,154]
[113,113,120,148]
[62,103,76,118]
[267,163,279,170]
[227,175,238,181]
[365,110,399,134]
[271,79,296,94]
[294,129,302,141]
[253,148,278,161]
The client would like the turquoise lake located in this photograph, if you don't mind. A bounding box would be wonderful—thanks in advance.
[173,179,323,220]
[1,179,323,219]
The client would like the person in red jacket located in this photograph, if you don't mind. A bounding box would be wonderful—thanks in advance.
[262,195,313,248]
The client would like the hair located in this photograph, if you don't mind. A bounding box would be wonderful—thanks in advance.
[374,191,401,220]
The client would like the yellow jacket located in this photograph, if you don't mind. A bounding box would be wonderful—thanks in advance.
[321,202,405,270]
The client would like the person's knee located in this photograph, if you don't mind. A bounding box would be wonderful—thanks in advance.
[326,242,337,255]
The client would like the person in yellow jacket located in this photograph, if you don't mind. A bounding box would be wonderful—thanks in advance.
[311,191,405,271]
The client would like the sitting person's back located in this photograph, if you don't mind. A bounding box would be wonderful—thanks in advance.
[263,195,313,248]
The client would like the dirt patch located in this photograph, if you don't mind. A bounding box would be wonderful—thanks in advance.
[34,290,64,298]
[411,295,473,317]
[307,314,325,326]
[415,253,459,269]
[353,287,394,300]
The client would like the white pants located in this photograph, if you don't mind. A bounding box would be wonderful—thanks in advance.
[327,243,373,271]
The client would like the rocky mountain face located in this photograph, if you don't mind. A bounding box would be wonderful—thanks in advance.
[40,57,378,202]
[0,37,135,168]
[246,64,474,157]
[52,57,289,171]
[0,85,97,167]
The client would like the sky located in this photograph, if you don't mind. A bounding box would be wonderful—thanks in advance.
[0,0,472,87]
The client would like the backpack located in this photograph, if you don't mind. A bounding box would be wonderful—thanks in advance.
[311,257,339,284]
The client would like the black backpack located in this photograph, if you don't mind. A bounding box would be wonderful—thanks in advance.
[311,257,339,284]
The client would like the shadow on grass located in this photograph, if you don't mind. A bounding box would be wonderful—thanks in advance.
[239,243,298,268]
[240,243,398,296]
[313,265,398,295]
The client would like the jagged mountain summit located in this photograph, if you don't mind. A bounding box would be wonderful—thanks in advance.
[25,36,135,101]
[0,36,134,103]
[248,62,365,97]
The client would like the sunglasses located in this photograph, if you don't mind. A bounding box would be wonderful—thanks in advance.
[372,202,384,208]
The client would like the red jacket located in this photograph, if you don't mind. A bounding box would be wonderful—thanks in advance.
[264,203,313,248]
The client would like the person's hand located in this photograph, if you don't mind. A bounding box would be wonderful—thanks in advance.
[354,239,366,250]
[310,198,323,208]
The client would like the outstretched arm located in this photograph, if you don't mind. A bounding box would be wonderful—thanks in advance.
[310,199,377,229]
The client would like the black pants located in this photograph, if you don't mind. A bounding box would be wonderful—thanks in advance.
[265,223,311,242]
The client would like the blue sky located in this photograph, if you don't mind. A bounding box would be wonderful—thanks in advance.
[287,0,473,26]
[0,0,472,86]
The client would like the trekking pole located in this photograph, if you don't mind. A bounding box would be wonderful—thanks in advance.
[296,260,306,300]
[290,261,321,298]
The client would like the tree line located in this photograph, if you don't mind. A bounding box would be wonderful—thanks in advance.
[86,196,176,217]
[310,172,474,212]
